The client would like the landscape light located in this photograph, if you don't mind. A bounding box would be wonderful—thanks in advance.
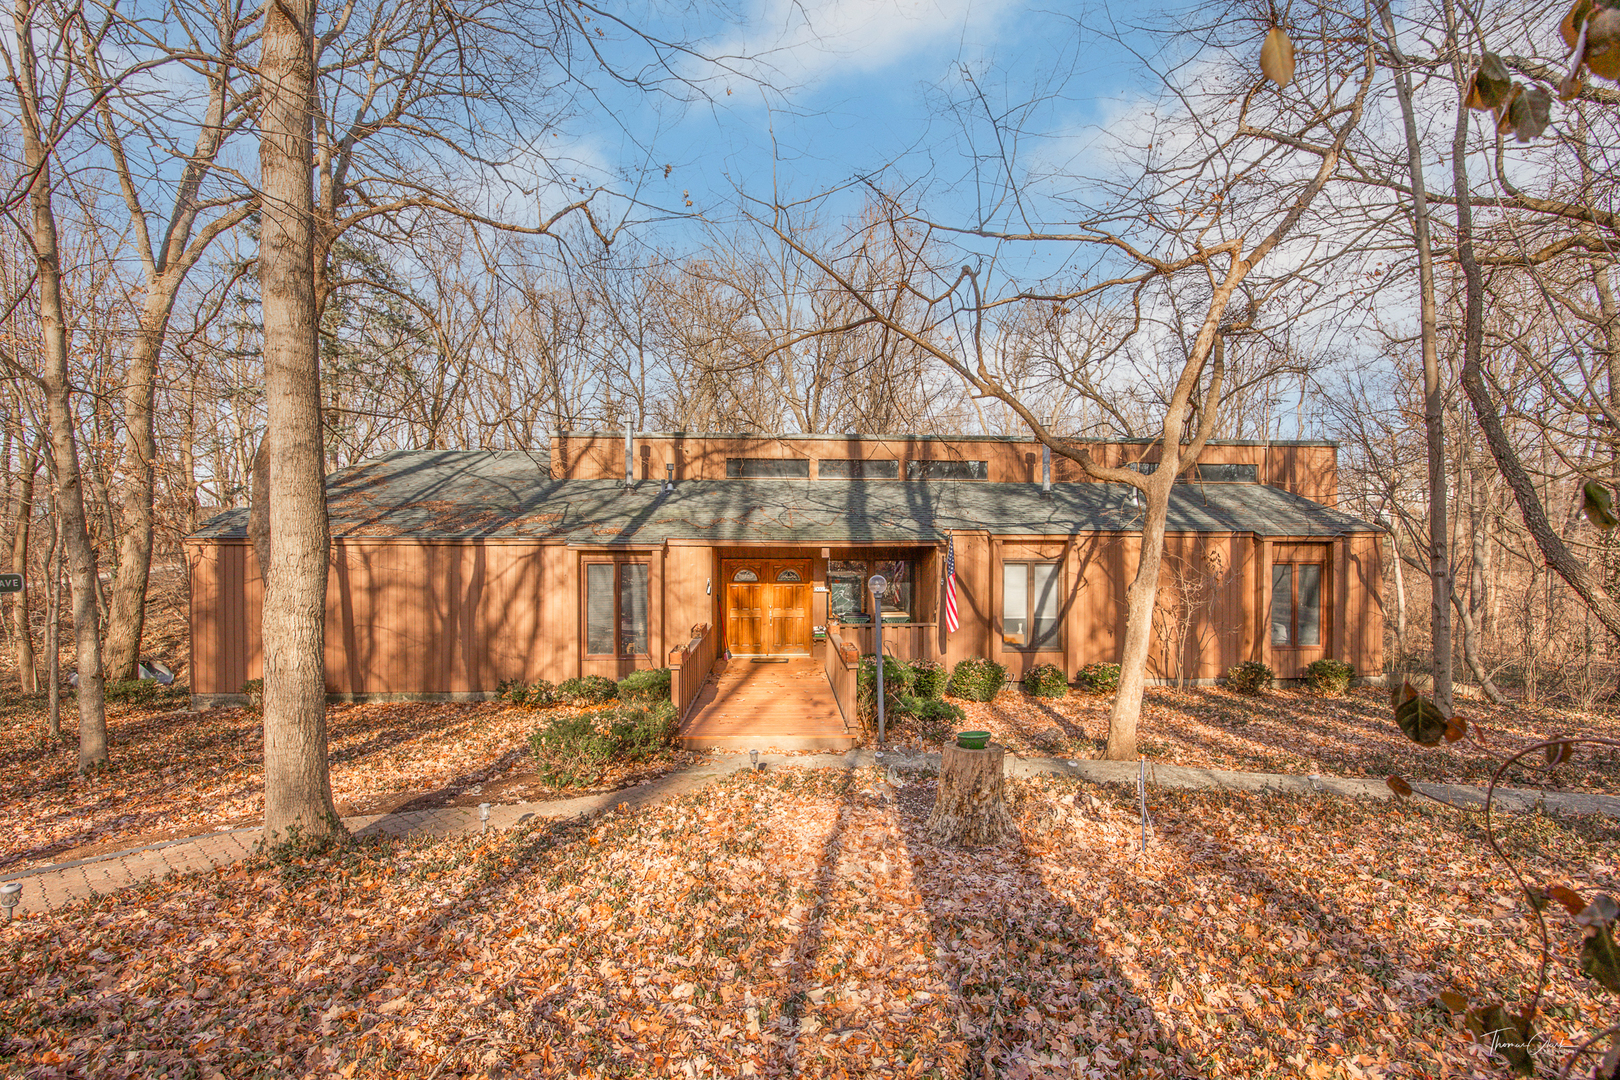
[0,882,20,921]
[479,803,490,833]
[750,748,759,771]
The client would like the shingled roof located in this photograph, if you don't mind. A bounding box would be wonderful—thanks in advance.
[188,449,1377,545]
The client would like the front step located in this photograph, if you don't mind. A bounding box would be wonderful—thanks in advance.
[677,731,859,752]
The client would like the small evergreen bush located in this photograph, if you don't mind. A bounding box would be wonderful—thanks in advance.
[896,694,966,743]
[617,667,672,706]
[947,657,1007,702]
[240,678,264,715]
[857,655,914,723]
[556,675,618,705]
[1074,662,1121,695]
[909,657,947,699]
[497,678,557,707]
[1226,660,1274,695]
[529,701,678,787]
[1302,658,1355,696]
[1021,663,1070,699]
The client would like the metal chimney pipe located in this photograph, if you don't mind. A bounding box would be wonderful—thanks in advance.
[1041,444,1051,494]
[624,421,633,486]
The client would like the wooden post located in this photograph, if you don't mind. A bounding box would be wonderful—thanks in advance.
[927,743,1012,845]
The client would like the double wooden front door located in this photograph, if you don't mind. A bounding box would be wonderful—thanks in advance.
[724,559,811,655]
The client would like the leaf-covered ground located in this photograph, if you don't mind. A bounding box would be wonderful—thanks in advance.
[899,687,1620,792]
[3,768,1615,1078]
[0,695,695,874]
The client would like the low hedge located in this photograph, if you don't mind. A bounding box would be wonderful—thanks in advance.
[617,668,672,706]
[857,655,914,723]
[909,657,947,699]
[896,694,966,742]
[556,675,619,705]
[1074,662,1121,695]
[1021,663,1070,699]
[1225,660,1274,695]
[947,657,1007,702]
[529,701,678,787]
[497,678,558,707]
[1302,659,1354,696]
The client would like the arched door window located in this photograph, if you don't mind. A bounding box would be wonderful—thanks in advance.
[731,568,759,582]
[775,569,803,582]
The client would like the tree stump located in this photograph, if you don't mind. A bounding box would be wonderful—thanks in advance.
[926,743,1012,845]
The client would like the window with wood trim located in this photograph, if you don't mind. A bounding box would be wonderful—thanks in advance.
[907,459,988,481]
[1270,561,1323,647]
[725,457,809,478]
[1003,561,1061,648]
[585,562,650,656]
[818,457,899,479]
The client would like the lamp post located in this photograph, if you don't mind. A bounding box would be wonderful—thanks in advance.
[869,574,888,745]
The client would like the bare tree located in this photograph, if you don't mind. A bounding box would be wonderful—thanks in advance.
[1,0,109,770]
[761,4,1377,758]
[258,0,339,841]
[78,0,258,679]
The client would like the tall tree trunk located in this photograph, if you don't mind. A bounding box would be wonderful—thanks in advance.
[1389,524,1407,666]
[248,435,270,575]
[1378,0,1454,714]
[10,442,37,692]
[1105,482,1174,759]
[1457,464,1505,703]
[45,500,61,738]
[259,0,340,843]
[102,317,162,680]
[14,6,107,769]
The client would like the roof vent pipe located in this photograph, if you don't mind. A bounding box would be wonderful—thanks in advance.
[1041,444,1051,495]
[665,462,674,492]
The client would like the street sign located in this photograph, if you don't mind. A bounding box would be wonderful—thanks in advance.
[0,574,20,594]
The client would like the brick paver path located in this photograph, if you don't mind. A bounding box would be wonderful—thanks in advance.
[6,750,1617,916]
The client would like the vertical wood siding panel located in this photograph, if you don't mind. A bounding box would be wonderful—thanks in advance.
[189,544,218,694]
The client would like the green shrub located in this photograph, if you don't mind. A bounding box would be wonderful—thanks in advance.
[556,675,618,705]
[1303,658,1355,696]
[105,679,161,705]
[1226,660,1274,695]
[1074,662,1121,695]
[529,701,678,787]
[857,655,914,724]
[241,678,264,715]
[947,657,1007,702]
[497,678,557,707]
[616,701,679,759]
[617,667,672,706]
[896,694,966,743]
[1021,663,1070,699]
[909,657,947,699]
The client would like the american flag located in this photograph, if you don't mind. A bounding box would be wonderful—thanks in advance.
[944,533,959,634]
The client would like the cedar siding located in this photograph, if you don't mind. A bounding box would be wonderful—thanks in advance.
[186,439,1382,704]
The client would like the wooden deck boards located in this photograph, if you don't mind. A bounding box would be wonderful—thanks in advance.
[677,655,857,751]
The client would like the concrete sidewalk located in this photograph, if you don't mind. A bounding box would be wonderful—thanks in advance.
[5,749,1616,915]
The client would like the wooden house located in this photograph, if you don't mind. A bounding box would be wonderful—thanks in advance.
[185,432,1383,743]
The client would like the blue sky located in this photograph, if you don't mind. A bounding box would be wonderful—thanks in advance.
[571,0,1150,253]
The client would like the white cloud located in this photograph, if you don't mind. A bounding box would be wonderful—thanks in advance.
[711,0,1017,89]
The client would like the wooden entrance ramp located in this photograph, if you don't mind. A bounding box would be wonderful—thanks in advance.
[677,654,858,751]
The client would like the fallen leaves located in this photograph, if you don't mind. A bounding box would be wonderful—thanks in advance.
[918,685,1620,794]
[2,767,1616,1078]
[0,693,696,873]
